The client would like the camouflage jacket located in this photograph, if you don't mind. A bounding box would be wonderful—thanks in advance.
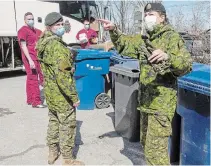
[36,31,78,112]
[110,24,192,116]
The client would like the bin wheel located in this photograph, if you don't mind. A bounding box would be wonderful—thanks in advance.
[95,93,111,109]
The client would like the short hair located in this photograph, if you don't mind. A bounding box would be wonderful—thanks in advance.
[90,17,95,23]
[83,19,89,23]
[24,12,33,19]
[157,11,169,24]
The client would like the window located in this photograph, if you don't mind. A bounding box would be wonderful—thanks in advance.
[59,1,85,22]
[58,1,98,23]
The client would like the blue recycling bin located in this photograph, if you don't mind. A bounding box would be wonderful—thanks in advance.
[74,49,112,110]
[177,62,210,165]
[110,51,139,66]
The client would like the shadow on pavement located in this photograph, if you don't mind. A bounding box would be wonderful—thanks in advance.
[0,71,26,79]
[98,111,146,165]
[73,120,83,159]
[0,144,46,162]
[0,108,15,117]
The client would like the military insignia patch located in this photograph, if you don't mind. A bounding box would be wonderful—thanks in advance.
[146,4,151,10]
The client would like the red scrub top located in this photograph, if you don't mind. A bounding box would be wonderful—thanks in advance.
[76,28,97,49]
[18,26,42,61]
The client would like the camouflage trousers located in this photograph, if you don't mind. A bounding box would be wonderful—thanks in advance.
[47,106,76,159]
[140,111,173,165]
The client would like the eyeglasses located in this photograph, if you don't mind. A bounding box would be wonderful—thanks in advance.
[85,24,90,25]
[27,18,34,20]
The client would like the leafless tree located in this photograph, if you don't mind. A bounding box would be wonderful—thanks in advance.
[171,7,188,32]
[191,30,210,65]
[96,0,210,64]
[167,1,210,64]
[110,1,136,34]
[189,2,210,64]
[96,0,162,34]
[95,0,110,19]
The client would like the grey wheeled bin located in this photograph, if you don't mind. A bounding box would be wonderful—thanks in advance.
[110,53,139,105]
[110,63,140,142]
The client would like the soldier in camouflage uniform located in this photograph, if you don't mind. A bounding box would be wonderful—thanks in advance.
[98,3,192,165]
[36,12,84,165]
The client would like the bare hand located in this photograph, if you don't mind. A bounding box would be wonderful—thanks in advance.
[73,100,80,107]
[148,49,169,63]
[29,60,35,69]
[97,19,115,31]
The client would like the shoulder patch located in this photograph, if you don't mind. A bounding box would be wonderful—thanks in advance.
[146,4,151,10]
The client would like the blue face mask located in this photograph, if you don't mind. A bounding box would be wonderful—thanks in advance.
[54,27,65,37]
[27,20,34,27]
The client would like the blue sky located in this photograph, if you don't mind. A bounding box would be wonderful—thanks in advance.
[163,1,199,14]
[162,0,210,14]
[163,0,195,7]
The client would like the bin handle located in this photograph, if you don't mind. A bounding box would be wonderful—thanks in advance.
[131,69,139,73]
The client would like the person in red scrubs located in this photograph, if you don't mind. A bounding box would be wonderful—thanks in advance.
[18,12,46,108]
[76,19,98,49]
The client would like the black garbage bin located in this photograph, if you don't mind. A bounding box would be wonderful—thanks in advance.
[110,61,140,142]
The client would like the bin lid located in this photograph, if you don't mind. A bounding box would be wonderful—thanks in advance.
[75,49,112,61]
[110,53,138,62]
[192,62,208,71]
[110,63,140,78]
[178,63,210,96]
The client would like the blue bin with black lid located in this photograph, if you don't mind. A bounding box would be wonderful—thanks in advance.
[177,62,210,165]
[74,49,112,110]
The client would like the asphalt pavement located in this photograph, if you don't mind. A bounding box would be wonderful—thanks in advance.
[0,73,146,165]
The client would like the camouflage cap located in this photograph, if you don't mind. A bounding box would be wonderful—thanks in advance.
[144,3,166,13]
[45,12,63,26]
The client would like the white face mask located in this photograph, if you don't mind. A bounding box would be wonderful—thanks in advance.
[144,15,157,31]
